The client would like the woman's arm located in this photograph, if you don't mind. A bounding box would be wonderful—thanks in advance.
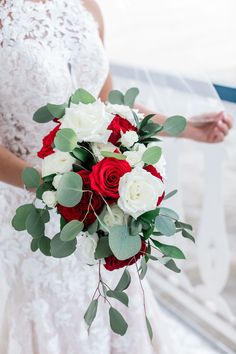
[0,145,29,188]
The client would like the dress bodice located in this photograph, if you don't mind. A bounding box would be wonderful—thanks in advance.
[0,0,109,163]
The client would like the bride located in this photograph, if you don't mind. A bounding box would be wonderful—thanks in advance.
[0,0,232,353]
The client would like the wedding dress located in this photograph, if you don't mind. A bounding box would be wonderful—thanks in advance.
[0,1,172,353]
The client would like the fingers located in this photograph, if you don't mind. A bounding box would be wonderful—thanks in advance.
[222,112,233,129]
[217,120,230,135]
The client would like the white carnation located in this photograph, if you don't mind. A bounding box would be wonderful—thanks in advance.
[75,232,99,265]
[120,131,139,148]
[106,103,144,125]
[118,167,165,219]
[42,191,57,208]
[124,143,146,167]
[92,142,117,161]
[52,174,62,189]
[60,100,113,143]
[42,150,76,177]
[103,204,127,229]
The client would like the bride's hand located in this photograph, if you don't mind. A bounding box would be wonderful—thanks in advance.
[184,111,233,143]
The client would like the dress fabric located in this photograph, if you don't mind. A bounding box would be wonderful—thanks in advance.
[0,1,171,353]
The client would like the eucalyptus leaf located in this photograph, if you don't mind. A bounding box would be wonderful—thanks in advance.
[115,269,131,292]
[31,239,39,252]
[100,151,127,160]
[132,110,140,128]
[33,105,54,123]
[109,307,128,336]
[47,103,67,118]
[88,219,98,235]
[95,237,113,259]
[124,87,139,107]
[182,229,195,243]
[36,182,54,200]
[146,316,153,341]
[108,90,124,105]
[54,128,78,152]
[163,116,187,136]
[164,259,181,273]
[142,146,162,165]
[175,221,193,231]
[39,209,50,223]
[50,233,77,258]
[151,239,185,259]
[12,204,35,231]
[60,220,84,242]
[128,218,142,236]
[71,88,96,104]
[139,257,147,280]
[84,299,98,327]
[39,236,51,256]
[159,207,179,220]
[108,225,141,261]
[56,172,83,207]
[22,167,41,189]
[155,215,176,236]
[26,209,45,238]
[164,189,178,200]
[107,290,129,307]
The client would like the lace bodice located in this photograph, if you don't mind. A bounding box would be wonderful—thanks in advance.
[0,0,109,164]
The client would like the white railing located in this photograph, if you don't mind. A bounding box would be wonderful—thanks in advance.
[112,65,236,352]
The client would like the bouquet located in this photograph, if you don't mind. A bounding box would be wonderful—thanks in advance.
[12,87,194,338]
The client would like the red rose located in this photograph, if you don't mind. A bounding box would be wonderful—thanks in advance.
[57,170,104,227]
[108,115,137,146]
[104,241,147,271]
[144,165,165,206]
[89,157,132,200]
[37,123,61,159]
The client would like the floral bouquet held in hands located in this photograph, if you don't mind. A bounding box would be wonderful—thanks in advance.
[12,87,194,338]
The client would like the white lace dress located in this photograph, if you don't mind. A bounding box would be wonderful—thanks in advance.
[0,1,172,353]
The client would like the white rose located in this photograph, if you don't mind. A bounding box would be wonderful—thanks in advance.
[106,103,144,125]
[75,232,99,265]
[103,204,127,229]
[148,142,167,179]
[118,167,165,219]
[123,143,146,167]
[120,131,139,148]
[42,191,57,208]
[61,100,113,143]
[91,142,117,161]
[42,150,76,177]
[52,174,62,189]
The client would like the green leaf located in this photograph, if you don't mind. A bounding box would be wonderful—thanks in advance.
[39,209,50,223]
[100,151,127,160]
[60,216,67,230]
[124,87,139,107]
[88,219,98,235]
[50,233,77,258]
[155,215,176,236]
[109,307,128,336]
[175,221,193,231]
[56,172,83,207]
[159,207,179,220]
[71,88,96,104]
[109,225,142,261]
[164,259,181,273]
[33,105,54,123]
[142,146,162,165]
[31,238,39,252]
[12,204,35,231]
[146,316,153,341]
[107,290,129,307]
[128,218,142,236]
[143,224,155,240]
[72,147,93,163]
[39,236,51,256]
[95,237,113,259]
[42,174,56,183]
[139,257,147,280]
[60,220,84,242]
[151,239,185,259]
[139,114,156,130]
[132,110,140,128]
[108,90,124,105]
[47,103,67,118]
[26,209,45,238]
[115,269,131,292]
[22,167,41,189]
[139,209,160,223]
[36,182,54,200]
[84,299,98,328]
[140,122,163,137]
[54,128,78,152]
[164,189,178,200]
[182,229,195,243]
[163,116,187,136]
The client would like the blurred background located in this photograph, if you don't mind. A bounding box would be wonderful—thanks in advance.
[98,0,236,353]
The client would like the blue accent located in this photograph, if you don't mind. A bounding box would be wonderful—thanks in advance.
[213,84,236,103]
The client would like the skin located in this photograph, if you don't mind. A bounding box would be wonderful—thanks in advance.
[0,0,233,188]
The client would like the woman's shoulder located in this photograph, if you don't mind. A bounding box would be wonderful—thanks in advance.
[82,0,105,41]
